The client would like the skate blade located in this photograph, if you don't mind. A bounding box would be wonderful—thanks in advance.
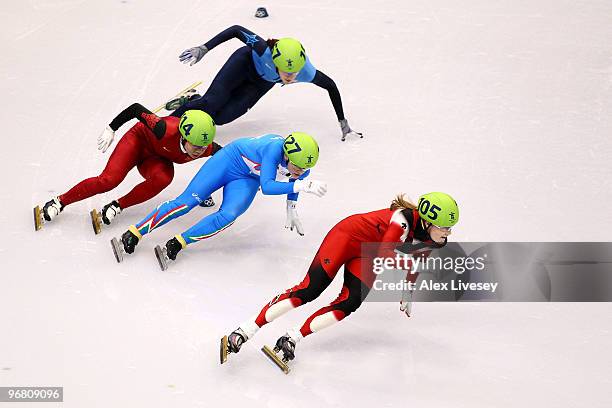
[90,209,102,235]
[261,345,290,374]
[154,245,169,271]
[220,335,228,364]
[33,206,43,231]
[110,237,124,263]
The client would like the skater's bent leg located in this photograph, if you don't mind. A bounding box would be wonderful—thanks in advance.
[297,259,370,338]
[133,155,230,236]
[59,129,143,206]
[172,47,252,118]
[235,252,340,340]
[117,158,174,209]
[213,81,273,125]
[179,177,259,245]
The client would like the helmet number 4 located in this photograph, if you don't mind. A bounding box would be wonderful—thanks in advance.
[180,116,193,136]
[418,198,441,220]
[284,136,302,154]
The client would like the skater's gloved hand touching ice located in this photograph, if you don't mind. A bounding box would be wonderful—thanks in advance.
[285,200,304,236]
[293,179,327,198]
[339,118,363,141]
[97,125,115,153]
[179,45,209,66]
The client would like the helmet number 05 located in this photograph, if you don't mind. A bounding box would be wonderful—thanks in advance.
[180,115,193,136]
[419,199,441,221]
[284,136,302,154]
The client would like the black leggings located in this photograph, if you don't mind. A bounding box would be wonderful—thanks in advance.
[172,46,274,125]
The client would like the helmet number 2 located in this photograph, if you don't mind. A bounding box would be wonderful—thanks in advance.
[418,199,441,220]
[284,136,302,154]
[180,115,193,136]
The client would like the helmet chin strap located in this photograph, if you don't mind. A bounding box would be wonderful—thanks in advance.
[179,137,188,154]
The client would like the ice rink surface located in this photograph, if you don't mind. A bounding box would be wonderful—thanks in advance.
[1,0,612,406]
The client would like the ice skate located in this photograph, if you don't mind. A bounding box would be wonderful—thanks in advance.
[92,200,121,234]
[33,197,64,231]
[261,334,296,374]
[111,228,140,263]
[220,328,248,364]
[164,89,200,111]
[90,208,102,235]
[154,236,182,271]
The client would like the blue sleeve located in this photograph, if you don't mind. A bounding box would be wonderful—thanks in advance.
[204,25,268,55]
[286,169,310,201]
[296,58,317,83]
[259,143,296,195]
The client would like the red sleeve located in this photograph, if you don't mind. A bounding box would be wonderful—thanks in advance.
[376,217,407,261]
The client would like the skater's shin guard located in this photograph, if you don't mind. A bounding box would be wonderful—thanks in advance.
[299,278,367,337]
[181,211,236,244]
[299,307,346,337]
[254,294,302,327]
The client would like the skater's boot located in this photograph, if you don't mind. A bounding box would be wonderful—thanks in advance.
[198,196,215,208]
[274,334,297,362]
[42,197,64,222]
[165,89,201,111]
[101,200,122,225]
[227,328,248,354]
[165,236,184,261]
[121,227,140,254]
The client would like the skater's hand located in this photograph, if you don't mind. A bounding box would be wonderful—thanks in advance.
[179,45,208,66]
[285,200,304,236]
[293,179,327,198]
[399,289,414,318]
[339,118,363,142]
[97,125,115,153]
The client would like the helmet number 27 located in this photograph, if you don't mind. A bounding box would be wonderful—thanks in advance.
[284,136,302,154]
[418,198,441,221]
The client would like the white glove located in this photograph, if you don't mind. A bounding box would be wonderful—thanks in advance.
[285,200,304,236]
[339,118,363,142]
[97,125,115,153]
[179,45,209,66]
[293,179,327,197]
[399,289,414,318]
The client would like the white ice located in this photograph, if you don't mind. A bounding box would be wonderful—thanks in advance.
[1,0,612,407]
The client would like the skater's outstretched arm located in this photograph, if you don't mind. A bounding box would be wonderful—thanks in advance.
[311,70,345,121]
[109,103,166,139]
[98,103,166,153]
[179,25,268,66]
[311,70,362,140]
[204,25,268,55]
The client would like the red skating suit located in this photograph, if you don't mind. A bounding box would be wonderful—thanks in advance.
[59,107,216,210]
[248,207,445,339]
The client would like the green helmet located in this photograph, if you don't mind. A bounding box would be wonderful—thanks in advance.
[283,132,319,169]
[417,192,459,228]
[272,38,306,73]
[179,110,216,147]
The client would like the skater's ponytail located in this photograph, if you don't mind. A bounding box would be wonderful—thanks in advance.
[390,194,417,211]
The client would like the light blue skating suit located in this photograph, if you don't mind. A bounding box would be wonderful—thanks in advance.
[133,134,310,245]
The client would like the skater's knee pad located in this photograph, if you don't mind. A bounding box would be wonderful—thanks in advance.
[292,264,332,304]
[334,294,363,316]
[96,173,121,191]
[213,209,239,228]
[149,170,173,188]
